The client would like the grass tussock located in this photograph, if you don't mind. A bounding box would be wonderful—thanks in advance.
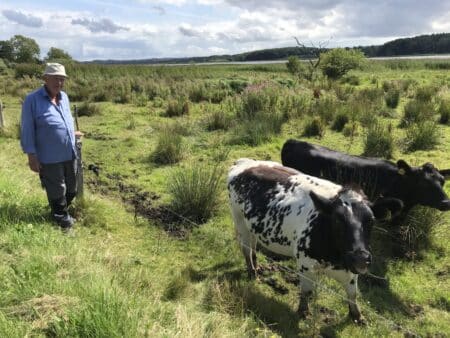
[302,117,326,138]
[151,125,185,165]
[76,102,102,117]
[404,121,440,152]
[168,162,225,224]
[363,121,394,158]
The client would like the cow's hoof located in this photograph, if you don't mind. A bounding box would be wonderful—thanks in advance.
[350,315,367,326]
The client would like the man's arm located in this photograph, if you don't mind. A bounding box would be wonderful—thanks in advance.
[20,96,39,173]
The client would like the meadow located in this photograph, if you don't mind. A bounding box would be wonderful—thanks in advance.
[0,58,449,337]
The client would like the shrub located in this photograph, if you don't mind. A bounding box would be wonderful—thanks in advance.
[76,102,101,117]
[319,48,365,79]
[165,98,189,117]
[400,99,434,127]
[385,88,400,109]
[302,117,326,138]
[404,121,440,152]
[168,162,224,224]
[286,56,307,76]
[14,63,42,78]
[363,122,394,158]
[309,93,337,123]
[151,126,184,164]
[331,112,350,132]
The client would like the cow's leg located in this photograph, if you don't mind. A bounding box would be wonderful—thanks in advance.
[297,271,315,318]
[326,270,365,324]
[343,275,365,324]
[232,210,258,279]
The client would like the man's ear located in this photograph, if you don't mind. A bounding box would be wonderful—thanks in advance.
[397,160,412,176]
[309,190,333,214]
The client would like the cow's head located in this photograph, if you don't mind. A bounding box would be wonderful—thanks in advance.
[310,189,403,274]
[397,160,450,211]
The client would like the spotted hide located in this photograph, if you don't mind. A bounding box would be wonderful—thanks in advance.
[227,158,403,323]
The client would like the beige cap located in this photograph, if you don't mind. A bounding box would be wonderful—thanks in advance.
[43,63,67,77]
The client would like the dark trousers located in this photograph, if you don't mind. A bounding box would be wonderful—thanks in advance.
[39,160,77,217]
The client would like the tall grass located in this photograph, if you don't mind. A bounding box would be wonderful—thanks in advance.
[363,121,394,158]
[404,121,440,151]
[151,125,185,164]
[168,162,224,224]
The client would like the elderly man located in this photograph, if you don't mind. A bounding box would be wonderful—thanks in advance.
[20,63,80,230]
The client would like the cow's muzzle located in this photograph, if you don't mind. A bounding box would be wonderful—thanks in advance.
[437,200,450,211]
[345,249,372,274]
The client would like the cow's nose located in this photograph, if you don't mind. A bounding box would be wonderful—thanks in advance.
[353,249,372,267]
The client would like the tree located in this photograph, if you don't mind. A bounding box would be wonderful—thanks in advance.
[45,47,72,61]
[0,40,14,61]
[9,35,40,63]
[319,48,366,79]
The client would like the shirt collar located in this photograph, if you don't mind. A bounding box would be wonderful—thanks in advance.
[40,85,62,101]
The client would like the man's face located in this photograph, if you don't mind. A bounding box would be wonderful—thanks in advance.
[44,75,66,96]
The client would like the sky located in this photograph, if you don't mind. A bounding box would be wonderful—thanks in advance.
[1,0,450,61]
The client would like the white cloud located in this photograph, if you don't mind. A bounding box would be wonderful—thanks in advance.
[2,9,43,27]
[71,17,129,33]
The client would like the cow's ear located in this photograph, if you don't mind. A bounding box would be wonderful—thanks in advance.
[309,191,333,214]
[371,198,403,220]
[397,160,412,176]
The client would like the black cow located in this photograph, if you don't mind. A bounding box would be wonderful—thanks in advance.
[228,158,403,323]
[281,139,450,215]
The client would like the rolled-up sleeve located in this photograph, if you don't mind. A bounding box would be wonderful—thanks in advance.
[20,95,36,154]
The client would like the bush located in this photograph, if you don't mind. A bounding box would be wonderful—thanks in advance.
[168,162,224,224]
[302,117,326,138]
[363,122,394,158]
[151,126,184,164]
[286,56,306,76]
[340,74,360,85]
[319,48,365,79]
[165,98,189,117]
[400,99,434,127]
[238,85,279,120]
[14,63,42,78]
[76,102,101,117]
[385,88,400,109]
[404,121,440,152]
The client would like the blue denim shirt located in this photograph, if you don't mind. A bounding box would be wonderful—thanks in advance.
[20,86,77,164]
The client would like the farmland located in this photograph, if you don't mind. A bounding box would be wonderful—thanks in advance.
[0,59,449,337]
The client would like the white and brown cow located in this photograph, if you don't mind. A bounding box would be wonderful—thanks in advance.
[227,158,403,323]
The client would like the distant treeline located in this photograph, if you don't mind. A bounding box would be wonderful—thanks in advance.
[90,33,450,65]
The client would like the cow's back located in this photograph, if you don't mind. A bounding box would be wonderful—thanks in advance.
[281,139,396,200]
[228,158,340,257]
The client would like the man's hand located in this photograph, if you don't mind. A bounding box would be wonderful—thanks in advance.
[27,154,40,173]
[75,130,84,139]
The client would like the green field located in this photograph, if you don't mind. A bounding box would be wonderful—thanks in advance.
[0,59,449,337]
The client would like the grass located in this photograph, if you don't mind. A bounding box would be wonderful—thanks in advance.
[0,59,450,337]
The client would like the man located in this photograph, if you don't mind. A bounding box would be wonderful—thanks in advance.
[20,63,81,230]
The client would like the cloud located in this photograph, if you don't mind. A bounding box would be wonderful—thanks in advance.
[152,6,166,15]
[2,9,43,27]
[71,17,129,33]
